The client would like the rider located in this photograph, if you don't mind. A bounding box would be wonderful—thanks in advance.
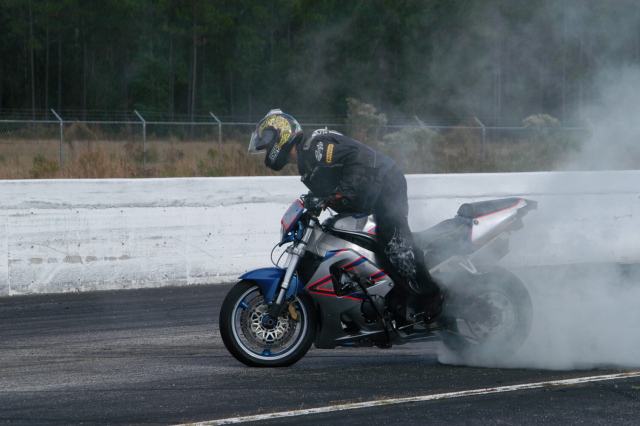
[248,109,445,321]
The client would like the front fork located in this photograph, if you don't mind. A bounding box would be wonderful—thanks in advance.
[266,216,318,318]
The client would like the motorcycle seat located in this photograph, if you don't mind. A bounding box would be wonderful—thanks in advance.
[457,197,523,219]
[413,218,471,252]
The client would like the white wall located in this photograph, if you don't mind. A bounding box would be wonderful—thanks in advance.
[1,171,638,296]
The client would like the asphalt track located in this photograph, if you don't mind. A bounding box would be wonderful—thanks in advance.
[1,284,638,425]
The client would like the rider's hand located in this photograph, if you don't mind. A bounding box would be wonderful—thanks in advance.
[324,193,348,211]
[302,192,323,210]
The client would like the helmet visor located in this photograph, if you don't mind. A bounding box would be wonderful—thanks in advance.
[248,128,277,154]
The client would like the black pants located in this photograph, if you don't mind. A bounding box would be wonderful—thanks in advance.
[373,167,439,299]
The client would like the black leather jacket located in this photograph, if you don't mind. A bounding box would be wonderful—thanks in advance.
[296,129,397,214]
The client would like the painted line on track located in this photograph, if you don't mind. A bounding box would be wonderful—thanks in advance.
[177,371,640,425]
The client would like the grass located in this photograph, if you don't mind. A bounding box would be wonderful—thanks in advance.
[0,126,584,179]
[0,138,298,179]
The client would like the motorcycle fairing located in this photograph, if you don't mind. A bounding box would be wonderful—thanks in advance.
[323,249,346,260]
[307,275,365,300]
[459,198,535,245]
[239,267,302,302]
[324,214,378,243]
[415,198,536,257]
[281,199,304,233]
[304,249,394,349]
[279,199,305,246]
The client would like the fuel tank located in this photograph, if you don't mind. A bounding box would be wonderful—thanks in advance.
[306,214,380,259]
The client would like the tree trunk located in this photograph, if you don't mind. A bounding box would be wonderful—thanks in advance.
[29,0,36,118]
[82,41,87,119]
[190,0,198,120]
[0,61,3,110]
[57,34,62,111]
[45,26,50,110]
[229,68,234,118]
[170,38,174,118]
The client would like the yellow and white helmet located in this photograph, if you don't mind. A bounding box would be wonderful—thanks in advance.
[249,109,303,171]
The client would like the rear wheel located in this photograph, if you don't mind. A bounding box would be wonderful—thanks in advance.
[219,280,317,367]
[440,267,532,360]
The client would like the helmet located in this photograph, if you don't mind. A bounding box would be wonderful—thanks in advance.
[248,109,303,171]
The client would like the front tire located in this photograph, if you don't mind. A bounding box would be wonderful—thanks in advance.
[440,267,533,361]
[219,280,317,367]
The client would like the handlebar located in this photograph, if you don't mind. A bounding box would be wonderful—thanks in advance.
[301,193,325,213]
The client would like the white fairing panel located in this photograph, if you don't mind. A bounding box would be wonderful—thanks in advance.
[330,215,377,235]
[470,199,526,245]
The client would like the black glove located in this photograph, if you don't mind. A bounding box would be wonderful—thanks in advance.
[302,192,324,211]
[324,193,349,211]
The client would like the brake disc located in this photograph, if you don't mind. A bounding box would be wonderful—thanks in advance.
[241,298,295,347]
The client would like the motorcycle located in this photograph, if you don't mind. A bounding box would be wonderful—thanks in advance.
[219,194,536,367]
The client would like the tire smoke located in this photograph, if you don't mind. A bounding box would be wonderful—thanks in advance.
[439,68,640,370]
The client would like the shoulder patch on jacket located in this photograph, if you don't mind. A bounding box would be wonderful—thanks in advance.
[326,143,334,163]
[315,141,324,161]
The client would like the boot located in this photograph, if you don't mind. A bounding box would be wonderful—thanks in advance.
[414,288,446,322]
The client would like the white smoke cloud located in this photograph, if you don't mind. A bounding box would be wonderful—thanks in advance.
[438,66,640,370]
[562,66,640,171]
[513,264,640,370]
[440,264,640,370]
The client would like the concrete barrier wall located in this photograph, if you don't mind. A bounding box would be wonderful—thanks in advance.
[1,171,639,296]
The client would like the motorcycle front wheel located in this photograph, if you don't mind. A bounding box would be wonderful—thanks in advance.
[440,266,533,360]
[219,280,317,367]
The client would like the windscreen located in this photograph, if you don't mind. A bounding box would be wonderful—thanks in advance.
[281,200,304,233]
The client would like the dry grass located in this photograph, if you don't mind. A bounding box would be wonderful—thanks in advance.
[0,128,580,179]
[0,138,298,179]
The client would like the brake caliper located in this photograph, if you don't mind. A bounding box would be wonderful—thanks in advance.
[288,303,300,321]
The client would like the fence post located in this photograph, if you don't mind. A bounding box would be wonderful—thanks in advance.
[209,112,222,168]
[51,109,64,165]
[474,117,486,160]
[134,110,147,171]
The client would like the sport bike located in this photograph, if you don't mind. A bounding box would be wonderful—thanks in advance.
[219,194,536,367]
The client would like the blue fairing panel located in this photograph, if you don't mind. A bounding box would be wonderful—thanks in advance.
[239,267,303,302]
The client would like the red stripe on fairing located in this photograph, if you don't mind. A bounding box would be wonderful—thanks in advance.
[306,275,334,296]
[343,256,366,271]
[475,199,524,220]
[281,199,304,231]
[324,249,346,260]
[370,271,388,280]
[470,199,525,246]
[306,275,363,300]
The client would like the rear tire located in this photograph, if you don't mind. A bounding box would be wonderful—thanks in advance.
[440,267,533,360]
[219,280,317,367]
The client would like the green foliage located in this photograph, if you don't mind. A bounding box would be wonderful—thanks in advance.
[522,114,561,143]
[346,98,388,144]
[29,155,60,179]
[2,1,640,125]
[0,123,57,140]
[522,113,585,152]
[197,160,224,177]
[195,147,224,176]
[433,125,487,173]
[381,126,439,173]
[130,54,172,111]
[65,122,98,142]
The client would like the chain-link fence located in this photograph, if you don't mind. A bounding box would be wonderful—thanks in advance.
[0,111,592,179]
